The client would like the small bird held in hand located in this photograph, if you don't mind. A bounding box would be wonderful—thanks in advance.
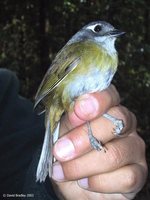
[35,21,125,182]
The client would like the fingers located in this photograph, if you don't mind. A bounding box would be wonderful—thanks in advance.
[60,84,120,132]
[73,85,120,121]
[78,164,147,194]
[53,106,136,161]
[53,133,145,181]
[52,83,147,197]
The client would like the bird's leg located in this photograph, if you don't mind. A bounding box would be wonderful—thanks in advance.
[103,113,124,136]
[86,121,106,152]
[86,113,124,152]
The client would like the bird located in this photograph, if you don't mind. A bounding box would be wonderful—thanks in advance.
[35,20,125,182]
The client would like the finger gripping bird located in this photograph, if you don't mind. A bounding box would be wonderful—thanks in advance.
[35,21,125,182]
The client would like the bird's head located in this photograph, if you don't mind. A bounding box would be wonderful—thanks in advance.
[68,21,125,55]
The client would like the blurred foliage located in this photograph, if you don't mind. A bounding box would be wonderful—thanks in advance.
[0,0,150,199]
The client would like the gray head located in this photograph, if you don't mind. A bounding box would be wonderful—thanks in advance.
[67,21,125,54]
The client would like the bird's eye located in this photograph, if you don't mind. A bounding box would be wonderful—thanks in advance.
[94,25,102,33]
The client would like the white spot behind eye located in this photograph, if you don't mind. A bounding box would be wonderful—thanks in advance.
[86,24,101,33]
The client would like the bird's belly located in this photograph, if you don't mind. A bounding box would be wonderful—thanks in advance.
[63,68,114,101]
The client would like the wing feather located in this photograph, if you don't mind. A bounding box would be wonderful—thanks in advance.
[34,44,81,108]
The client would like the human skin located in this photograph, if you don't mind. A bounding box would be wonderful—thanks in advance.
[52,85,147,200]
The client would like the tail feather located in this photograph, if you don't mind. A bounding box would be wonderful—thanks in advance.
[36,119,60,182]
[36,118,52,182]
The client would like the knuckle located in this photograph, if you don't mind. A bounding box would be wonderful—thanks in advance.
[89,175,107,192]
[135,135,146,154]
[141,138,146,152]
[129,112,137,130]
[118,106,128,120]
[124,170,137,191]
[95,176,106,191]
[109,85,120,105]
[64,160,81,180]
[107,144,123,168]
[131,112,137,125]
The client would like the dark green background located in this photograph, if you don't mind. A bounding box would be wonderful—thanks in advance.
[0,0,149,199]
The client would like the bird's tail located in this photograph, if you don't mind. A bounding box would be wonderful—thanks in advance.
[36,119,60,182]
[36,117,51,182]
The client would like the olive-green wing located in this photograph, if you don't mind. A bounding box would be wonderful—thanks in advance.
[34,44,81,108]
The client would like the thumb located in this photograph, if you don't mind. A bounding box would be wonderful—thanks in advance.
[60,85,120,134]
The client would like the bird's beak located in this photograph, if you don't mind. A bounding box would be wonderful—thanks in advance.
[107,29,125,37]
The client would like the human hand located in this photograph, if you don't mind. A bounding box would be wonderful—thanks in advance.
[52,85,147,200]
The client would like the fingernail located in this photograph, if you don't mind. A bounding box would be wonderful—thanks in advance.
[78,95,98,116]
[52,162,65,181]
[78,178,89,189]
[54,137,75,160]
